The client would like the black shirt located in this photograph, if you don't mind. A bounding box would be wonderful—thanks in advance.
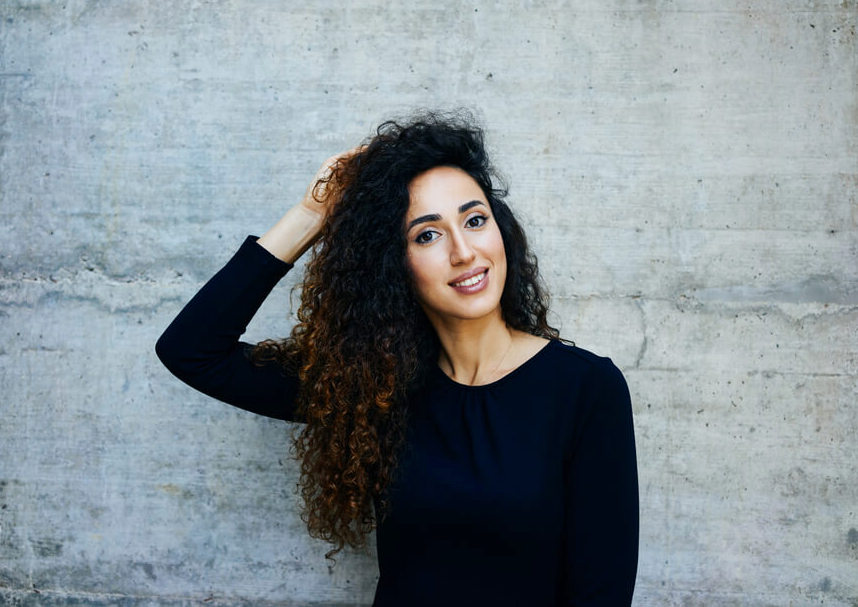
[156,236,639,606]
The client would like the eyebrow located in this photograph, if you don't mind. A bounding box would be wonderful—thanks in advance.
[406,200,487,232]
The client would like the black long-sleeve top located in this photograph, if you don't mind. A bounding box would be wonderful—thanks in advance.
[156,236,639,606]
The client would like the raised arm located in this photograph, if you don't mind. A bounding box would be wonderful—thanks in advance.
[155,149,360,421]
[258,148,362,262]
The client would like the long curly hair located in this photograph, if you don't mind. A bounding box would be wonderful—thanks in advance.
[254,111,559,559]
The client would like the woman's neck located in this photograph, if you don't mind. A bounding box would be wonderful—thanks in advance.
[430,310,516,386]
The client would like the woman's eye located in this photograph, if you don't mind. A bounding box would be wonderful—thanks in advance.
[466,215,487,228]
[415,230,438,244]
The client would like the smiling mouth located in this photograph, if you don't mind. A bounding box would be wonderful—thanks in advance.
[451,270,487,288]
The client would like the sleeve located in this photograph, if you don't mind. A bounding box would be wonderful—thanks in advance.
[155,236,302,422]
[561,358,639,605]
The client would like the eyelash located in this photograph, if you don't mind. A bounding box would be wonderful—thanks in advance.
[466,214,487,228]
[415,230,438,244]
[413,214,489,244]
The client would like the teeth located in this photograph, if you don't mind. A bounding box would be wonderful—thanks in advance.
[453,272,486,287]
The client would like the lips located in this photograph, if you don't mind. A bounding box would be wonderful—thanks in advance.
[449,267,487,286]
[452,271,486,288]
[449,267,489,293]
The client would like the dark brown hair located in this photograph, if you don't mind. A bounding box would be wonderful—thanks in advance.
[254,111,558,558]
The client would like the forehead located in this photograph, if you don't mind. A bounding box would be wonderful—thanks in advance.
[406,166,487,217]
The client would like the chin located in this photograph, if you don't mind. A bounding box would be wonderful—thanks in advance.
[425,299,504,325]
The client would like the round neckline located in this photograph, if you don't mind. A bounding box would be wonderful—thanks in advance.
[432,339,557,390]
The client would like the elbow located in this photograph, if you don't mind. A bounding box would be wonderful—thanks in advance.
[155,328,184,377]
[154,332,168,365]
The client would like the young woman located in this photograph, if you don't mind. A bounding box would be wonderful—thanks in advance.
[156,112,639,605]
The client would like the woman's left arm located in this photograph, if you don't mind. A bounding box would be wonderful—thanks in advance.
[562,359,639,605]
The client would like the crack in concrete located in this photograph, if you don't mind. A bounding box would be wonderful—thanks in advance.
[0,290,186,315]
[0,586,361,607]
[634,298,649,369]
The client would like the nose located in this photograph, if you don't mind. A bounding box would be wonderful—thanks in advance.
[449,228,476,266]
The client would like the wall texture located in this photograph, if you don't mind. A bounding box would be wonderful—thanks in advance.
[1,1,856,605]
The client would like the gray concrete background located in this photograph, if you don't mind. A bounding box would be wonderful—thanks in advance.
[1,1,856,605]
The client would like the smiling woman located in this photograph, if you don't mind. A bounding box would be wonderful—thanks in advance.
[406,167,508,322]
[155,111,639,606]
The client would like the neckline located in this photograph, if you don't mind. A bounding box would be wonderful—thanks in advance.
[432,339,556,390]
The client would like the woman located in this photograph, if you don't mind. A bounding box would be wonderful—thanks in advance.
[156,112,639,605]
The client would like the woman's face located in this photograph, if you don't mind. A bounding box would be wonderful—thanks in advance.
[405,166,507,327]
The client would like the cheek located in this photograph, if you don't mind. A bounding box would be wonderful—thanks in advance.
[488,232,508,295]
[406,250,433,301]
[488,229,507,272]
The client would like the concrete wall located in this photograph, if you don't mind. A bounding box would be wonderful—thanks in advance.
[1,1,855,605]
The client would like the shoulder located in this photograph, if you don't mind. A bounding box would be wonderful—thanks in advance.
[538,340,627,389]
[538,342,635,458]
[541,340,631,426]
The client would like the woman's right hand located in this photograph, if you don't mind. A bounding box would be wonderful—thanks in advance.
[299,146,363,223]
[257,146,364,264]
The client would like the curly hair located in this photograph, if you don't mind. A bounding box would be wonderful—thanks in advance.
[254,110,559,559]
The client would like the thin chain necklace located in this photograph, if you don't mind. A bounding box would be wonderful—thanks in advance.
[478,330,515,385]
[439,329,516,386]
